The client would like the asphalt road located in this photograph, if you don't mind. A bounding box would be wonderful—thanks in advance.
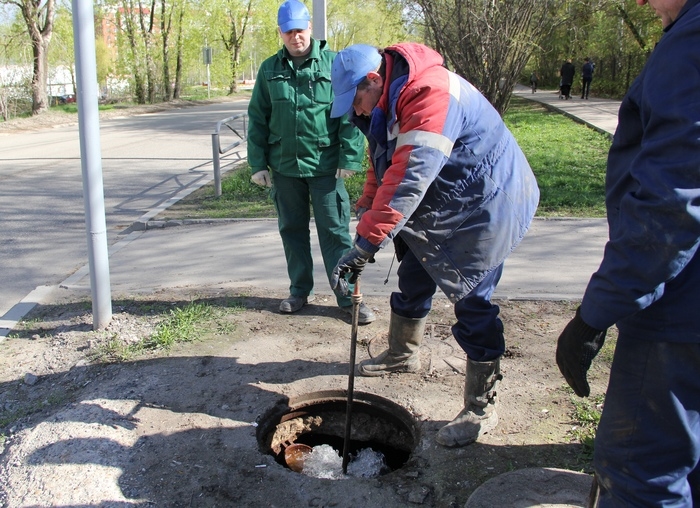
[0,99,249,318]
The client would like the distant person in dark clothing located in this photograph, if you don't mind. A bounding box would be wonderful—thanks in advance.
[560,59,575,99]
[529,71,538,93]
[581,57,594,99]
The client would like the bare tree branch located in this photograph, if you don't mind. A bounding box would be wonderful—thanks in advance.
[417,0,557,114]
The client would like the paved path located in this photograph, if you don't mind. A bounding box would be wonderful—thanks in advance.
[512,84,620,138]
[51,216,608,302]
[1,91,622,337]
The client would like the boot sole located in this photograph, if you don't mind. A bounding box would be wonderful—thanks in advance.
[357,362,420,377]
[435,413,499,447]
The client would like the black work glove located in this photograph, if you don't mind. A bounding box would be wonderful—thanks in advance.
[556,307,607,397]
[331,246,373,295]
[393,235,409,262]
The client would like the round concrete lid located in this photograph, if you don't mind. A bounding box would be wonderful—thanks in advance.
[465,467,594,508]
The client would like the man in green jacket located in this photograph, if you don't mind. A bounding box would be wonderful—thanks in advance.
[247,0,375,323]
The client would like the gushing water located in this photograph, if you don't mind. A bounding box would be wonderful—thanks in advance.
[300,444,387,479]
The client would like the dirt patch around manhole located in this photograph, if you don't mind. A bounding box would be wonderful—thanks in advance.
[0,287,612,507]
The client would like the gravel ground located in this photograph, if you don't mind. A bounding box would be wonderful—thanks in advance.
[0,286,610,507]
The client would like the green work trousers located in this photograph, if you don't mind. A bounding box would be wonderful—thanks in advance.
[271,172,354,308]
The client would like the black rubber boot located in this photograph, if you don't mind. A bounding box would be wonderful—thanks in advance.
[357,312,426,376]
[436,358,502,447]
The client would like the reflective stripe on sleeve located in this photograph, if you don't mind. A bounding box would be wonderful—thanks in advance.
[396,130,453,158]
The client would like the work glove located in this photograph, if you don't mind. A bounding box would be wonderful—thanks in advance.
[355,206,368,221]
[251,170,272,188]
[336,169,354,179]
[331,245,373,295]
[556,307,607,397]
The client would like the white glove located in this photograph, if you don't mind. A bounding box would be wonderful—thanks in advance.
[251,170,272,187]
[335,169,354,179]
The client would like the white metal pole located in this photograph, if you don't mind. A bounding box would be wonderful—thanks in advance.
[312,0,327,40]
[72,0,113,329]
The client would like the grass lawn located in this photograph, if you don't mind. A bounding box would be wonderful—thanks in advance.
[159,96,612,220]
[505,98,610,217]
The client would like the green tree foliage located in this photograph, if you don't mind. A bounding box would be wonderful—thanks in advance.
[585,0,661,96]
[94,37,113,89]
[48,6,74,96]
[159,0,176,100]
[215,0,253,94]
[4,0,663,108]
[326,0,414,50]
[1,0,414,107]
[526,0,662,98]
[0,18,32,119]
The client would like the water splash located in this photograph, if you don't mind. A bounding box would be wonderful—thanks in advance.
[347,447,389,478]
[300,444,387,480]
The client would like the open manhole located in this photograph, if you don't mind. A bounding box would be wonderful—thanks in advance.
[256,390,419,479]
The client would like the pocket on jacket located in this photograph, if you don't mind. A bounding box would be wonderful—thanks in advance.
[265,70,291,102]
[310,72,332,104]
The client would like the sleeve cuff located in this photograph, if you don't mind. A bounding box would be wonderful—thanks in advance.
[355,236,379,255]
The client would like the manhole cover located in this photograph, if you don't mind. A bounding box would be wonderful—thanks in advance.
[466,467,594,507]
[256,390,419,478]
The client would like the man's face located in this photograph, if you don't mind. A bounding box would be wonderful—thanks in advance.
[352,73,384,117]
[636,0,687,27]
[279,26,312,57]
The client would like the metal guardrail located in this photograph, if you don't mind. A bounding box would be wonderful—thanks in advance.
[211,113,248,197]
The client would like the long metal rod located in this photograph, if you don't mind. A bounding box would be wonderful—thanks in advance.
[341,280,361,474]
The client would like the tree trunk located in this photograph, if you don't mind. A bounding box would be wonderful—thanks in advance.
[121,0,147,103]
[173,5,184,100]
[18,0,56,115]
[139,0,158,103]
[222,0,253,96]
[228,50,239,94]
[161,0,173,101]
[31,39,50,115]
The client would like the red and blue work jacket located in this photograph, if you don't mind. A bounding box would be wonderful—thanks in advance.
[351,43,540,303]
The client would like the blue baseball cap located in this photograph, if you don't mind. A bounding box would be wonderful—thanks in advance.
[277,0,311,33]
[330,44,381,118]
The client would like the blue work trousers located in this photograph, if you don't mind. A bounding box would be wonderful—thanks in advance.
[595,333,700,507]
[271,172,354,308]
[390,248,505,361]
